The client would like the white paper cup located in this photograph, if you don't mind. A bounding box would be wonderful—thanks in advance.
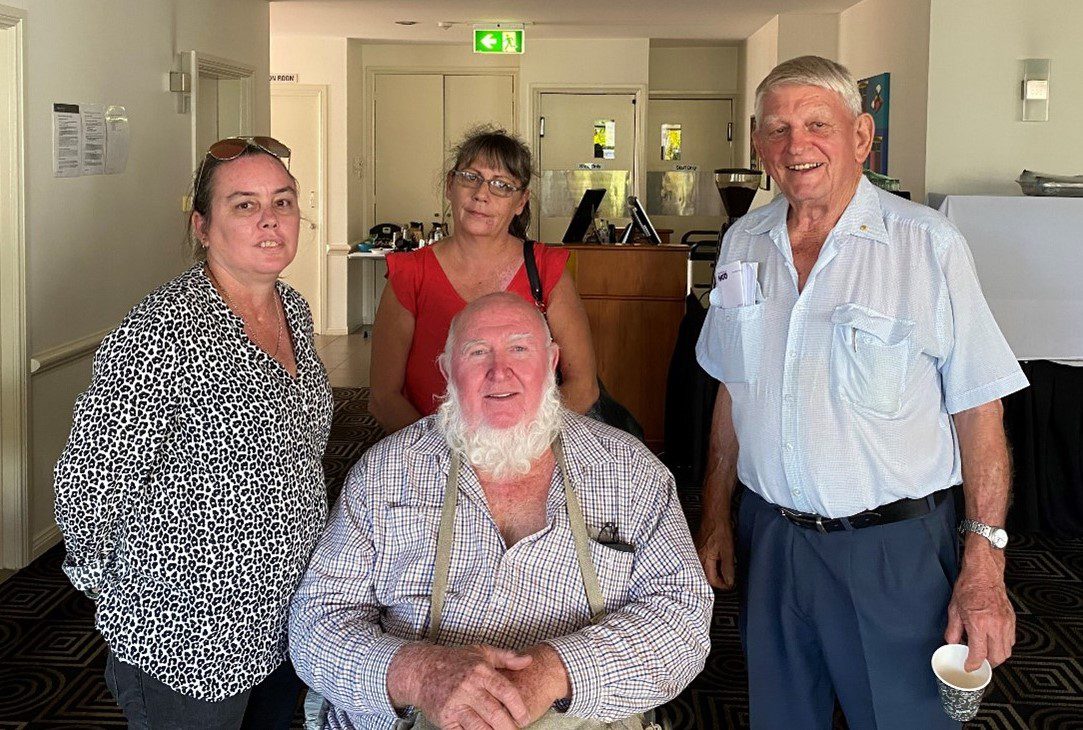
[931,644,993,721]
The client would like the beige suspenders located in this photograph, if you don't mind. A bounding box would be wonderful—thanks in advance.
[410,436,663,730]
[428,435,606,643]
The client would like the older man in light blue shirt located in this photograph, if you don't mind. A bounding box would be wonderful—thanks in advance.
[696,56,1027,729]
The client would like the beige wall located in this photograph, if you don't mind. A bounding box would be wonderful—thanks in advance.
[777,13,839,63]
[839,0,931,201]
[649,44,740,93]
[15,0,271,561]
[742,16,779,210]
[925,0,1083,197]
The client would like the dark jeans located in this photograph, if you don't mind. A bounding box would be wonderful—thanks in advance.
[104,650,303,729]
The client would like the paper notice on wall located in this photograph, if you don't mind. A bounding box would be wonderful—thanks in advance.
[81,103,106,175]
[105,105,130,174]
[53,103,82,177]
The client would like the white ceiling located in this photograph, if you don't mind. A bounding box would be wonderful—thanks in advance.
[269,0,859,42]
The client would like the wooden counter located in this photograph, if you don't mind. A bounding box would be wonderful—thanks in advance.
[563,244,688,450]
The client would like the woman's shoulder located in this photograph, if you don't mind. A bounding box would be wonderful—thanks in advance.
[533,242,570,266]
[124,265,204,325]
[97,266,203,360]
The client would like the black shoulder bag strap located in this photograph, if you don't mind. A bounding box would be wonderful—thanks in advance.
[522,239,546,314]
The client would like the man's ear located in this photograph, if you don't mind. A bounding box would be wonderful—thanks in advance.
[437,353,450,381]
[549,343,560,374]
[854,113,875,165]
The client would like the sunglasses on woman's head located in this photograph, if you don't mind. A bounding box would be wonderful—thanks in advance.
[193,136,292,200]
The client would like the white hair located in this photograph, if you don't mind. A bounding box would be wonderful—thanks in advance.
[436,371,563,480]
[755,55,863,120]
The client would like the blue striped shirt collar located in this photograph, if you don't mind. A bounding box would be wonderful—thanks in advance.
[746,175,890,246]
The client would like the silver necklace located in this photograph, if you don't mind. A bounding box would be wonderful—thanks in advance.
[206,265,284,358]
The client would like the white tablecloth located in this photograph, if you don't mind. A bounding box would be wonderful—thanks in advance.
[938,195,1083,362]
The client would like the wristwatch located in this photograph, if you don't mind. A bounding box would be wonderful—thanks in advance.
[959,519,1009,549]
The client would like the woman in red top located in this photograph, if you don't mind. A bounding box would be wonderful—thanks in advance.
[370,129,598,432]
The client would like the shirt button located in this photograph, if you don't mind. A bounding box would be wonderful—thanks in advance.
[793,489,801,496]
[785,443,794,451]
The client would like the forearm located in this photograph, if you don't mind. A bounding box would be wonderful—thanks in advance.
[954,400,1012,571]
[370,388,423,433]
[386,643,434,708]
[500,643,572,719]
[559,372,599,414]
[701,386,739,525]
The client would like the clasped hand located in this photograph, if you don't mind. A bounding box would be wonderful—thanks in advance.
[404,644,546,730]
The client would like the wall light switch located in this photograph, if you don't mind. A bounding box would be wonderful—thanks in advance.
[1021,59,1050,122]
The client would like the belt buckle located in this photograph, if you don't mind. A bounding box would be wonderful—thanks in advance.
[815,515,827,534]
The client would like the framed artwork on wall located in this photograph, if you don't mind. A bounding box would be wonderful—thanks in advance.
[857,72,890,175]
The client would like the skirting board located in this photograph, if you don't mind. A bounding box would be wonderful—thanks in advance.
[31,523,61,561]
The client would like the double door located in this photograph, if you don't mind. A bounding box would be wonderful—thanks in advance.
[373,73,516,232]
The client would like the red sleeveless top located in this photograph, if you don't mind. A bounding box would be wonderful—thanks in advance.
[385,244,570,416]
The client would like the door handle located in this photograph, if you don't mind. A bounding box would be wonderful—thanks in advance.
[727,122,734,142]
[539,116,545,138]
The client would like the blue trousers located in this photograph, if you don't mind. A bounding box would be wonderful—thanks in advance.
[735,487,962,729]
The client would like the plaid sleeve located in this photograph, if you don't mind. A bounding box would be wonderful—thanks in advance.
[289,457,413,719]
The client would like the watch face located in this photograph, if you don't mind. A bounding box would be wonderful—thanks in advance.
[991,528,1009,549]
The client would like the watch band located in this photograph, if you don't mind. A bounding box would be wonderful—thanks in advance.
[959,518,1009,549]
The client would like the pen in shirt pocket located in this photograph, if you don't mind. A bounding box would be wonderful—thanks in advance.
[594,522,635,552]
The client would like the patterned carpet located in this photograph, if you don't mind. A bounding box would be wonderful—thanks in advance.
[1,387,1081,728]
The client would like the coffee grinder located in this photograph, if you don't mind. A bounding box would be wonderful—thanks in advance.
[714,168,764,237]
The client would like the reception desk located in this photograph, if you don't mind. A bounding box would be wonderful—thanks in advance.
[563,244,689,450]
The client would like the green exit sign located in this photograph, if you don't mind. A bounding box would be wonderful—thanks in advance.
[473,28,525,54]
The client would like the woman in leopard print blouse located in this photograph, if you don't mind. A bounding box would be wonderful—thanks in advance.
[54,137,333,729]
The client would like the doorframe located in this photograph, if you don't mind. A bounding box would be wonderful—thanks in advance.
[0,4,30,570]
[364,66,520,235]
[180,51,255,174]
[530,84,648,241]
[271,83,328,334]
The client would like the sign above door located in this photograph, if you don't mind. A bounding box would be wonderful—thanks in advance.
[473,28,524,54]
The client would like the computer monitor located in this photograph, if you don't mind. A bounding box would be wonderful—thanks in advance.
[620,195,662,244]
[561,188,607,243]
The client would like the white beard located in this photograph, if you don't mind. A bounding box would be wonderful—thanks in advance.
[436,375,563,480]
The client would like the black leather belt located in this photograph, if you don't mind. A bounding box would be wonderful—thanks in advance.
[776,488,951,533]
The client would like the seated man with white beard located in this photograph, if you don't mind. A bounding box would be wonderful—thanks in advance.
[289,292,713,730]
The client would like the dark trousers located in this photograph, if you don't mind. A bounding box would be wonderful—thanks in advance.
[735,487,962,729]
[104,650,303,730]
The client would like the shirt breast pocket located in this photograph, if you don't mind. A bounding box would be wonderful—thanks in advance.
[830,304,914,417]
[587,540,635,613]
[702,297,766,384]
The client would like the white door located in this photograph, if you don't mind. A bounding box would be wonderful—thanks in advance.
[537,92,637,243]
[374,74,445,228]
[272,85,326,333]
[443,75,516,226]
[646,97,734,246]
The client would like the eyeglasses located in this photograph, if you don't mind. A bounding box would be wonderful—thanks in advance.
[193,136,292,200]
[450,170,523,198]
